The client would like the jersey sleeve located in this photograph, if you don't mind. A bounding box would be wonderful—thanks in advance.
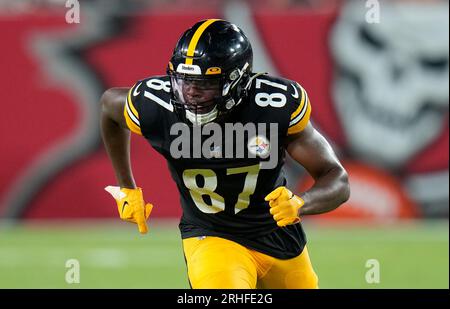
[124,82,144,136]
[287,82,312,135]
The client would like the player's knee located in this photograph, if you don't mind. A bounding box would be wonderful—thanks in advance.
[285,269,319,289]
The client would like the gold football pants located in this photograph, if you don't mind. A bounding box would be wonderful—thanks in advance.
[182,236,318,289]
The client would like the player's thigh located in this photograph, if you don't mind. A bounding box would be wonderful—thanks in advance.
[182,236,258,289]
[257,246,318,289]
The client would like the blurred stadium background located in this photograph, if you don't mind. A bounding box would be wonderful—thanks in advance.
[0,0,448,288]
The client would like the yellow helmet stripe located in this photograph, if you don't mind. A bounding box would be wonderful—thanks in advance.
[185,19,220,65]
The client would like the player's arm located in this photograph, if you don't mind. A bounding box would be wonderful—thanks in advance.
[100,87,136,189]
[286,122,350,215]
[100,87,152,234]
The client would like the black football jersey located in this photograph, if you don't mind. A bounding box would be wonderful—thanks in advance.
[124,74,312,259]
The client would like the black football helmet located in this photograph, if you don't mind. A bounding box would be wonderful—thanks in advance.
[167,19,253,125]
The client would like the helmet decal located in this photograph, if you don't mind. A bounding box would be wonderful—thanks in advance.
[176,63,202,75]
[206,67,222,75]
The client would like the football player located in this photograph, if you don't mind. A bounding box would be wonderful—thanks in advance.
[101,19,350,289]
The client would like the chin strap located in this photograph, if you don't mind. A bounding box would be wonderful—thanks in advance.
[222,71,268,112]
[232,72,267,107]
[244,72,267,90]
[223,62,253,97]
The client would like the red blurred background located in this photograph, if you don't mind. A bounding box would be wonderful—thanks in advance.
[0,0,448,221]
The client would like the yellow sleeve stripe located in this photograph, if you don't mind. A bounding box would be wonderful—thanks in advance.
[290,86,307,120]
[185,19,220,65]
[289,90,309,127]
[287,100,311,135]
[124,104,142,135]
[124,88,142,135]
[127,87,140,119]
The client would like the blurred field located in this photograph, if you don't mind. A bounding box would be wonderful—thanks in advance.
[0,220,448,289]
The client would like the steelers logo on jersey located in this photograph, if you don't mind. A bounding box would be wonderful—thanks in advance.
[247,135,270,158]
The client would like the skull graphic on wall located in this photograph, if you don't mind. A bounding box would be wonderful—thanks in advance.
[331,0,449,169]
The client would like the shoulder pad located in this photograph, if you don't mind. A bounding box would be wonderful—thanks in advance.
[247,74,311,135]
[124,75,174,136]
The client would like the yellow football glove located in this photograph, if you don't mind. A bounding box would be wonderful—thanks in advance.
[105,186,153,234]
[265,186,304,227]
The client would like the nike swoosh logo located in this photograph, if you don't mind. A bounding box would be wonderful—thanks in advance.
[121,201,129,214]
[291,83,299,99]
[133,82,142,96]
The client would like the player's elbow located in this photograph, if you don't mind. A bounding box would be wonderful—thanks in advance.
[337,167,350,206]
[100,88,119,114]
[100,87,128,128]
